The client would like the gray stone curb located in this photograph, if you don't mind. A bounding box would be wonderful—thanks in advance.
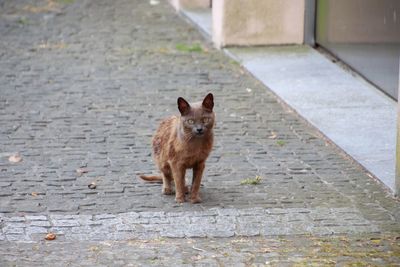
[0,207,379,241]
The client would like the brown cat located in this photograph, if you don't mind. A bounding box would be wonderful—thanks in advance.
[139,93,215,204]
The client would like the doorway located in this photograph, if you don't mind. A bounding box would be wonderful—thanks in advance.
[315,0,400,100]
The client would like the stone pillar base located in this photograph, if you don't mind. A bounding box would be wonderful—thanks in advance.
[213,0,305,48]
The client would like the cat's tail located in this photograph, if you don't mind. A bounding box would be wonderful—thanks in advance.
[139,174,163,183]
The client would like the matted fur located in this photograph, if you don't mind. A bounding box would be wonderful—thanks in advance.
[140,93,215,203]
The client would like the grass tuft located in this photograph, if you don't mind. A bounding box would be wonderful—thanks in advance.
[56,0,75,4]
[17,17,29,25]
[175,43,203,53]
[276,140,286,146]
[240,175,262,185]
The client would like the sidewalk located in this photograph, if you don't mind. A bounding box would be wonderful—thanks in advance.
[0,0,399,266]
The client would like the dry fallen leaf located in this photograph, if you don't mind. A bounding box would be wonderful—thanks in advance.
[88,182,96,189]
[190,255,204,261]
[31,192,38,197]
[76,168,88,175]
[89,245,100,252]
[366,173,374,179]
[45,233,56,240]
[9,154,22,163]
[23,0,62,14]
[268,131,277,139]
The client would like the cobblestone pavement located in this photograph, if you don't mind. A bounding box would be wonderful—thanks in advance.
[0,0,399,265]
[1,235,400,266]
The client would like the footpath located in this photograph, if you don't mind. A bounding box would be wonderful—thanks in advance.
[0,0,399,266]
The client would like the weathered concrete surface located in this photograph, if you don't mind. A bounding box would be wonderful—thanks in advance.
[0,0,399,265]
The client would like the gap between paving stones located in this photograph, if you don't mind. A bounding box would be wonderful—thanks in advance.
[0,207,380,241]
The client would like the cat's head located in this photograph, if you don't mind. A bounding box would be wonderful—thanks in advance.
[177,93,215,138]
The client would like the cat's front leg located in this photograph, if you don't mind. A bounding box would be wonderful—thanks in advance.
[191,161,205,204]
[161,173,174,195]
[171,163,186,203]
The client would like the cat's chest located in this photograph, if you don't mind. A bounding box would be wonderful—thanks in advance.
[178,139,212,166]
[183,151,210,168]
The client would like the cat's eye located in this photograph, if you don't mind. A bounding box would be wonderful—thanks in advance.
[202,117,210,123]
[187,119,195,124]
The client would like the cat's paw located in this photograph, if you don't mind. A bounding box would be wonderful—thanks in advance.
[162,187,174,195]
[175,196,185,203]
[190,196,202,204]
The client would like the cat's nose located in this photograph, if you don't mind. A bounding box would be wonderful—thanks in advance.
[196,128,204,134]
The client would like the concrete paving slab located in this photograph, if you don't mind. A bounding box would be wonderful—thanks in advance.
[228,46,396,192]
[182,9,212,37]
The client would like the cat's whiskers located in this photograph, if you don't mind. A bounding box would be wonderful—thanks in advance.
[183,132,194,143]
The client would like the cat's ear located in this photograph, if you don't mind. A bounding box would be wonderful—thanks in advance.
[202,93,214,111]
[177,97,191,115]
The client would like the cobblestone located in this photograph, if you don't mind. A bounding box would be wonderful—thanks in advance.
[1,235,399,267]
[0,0,399,264]
[0,207,383,241]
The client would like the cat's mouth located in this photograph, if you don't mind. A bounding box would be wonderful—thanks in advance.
[194,132,205,137]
